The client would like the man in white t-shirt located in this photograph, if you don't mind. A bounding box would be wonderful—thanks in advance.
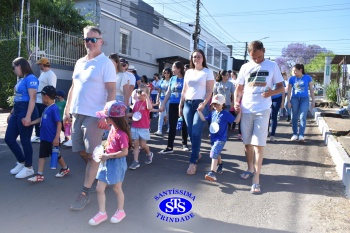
[234,40,284,194]
[64,26,116,210]
[30,57,57,143]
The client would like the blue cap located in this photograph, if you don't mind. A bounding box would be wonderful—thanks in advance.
[56,90,65,97]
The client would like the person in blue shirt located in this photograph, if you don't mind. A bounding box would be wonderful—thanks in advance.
[24,86,70,182]
[6,57,39,179]
[198,94,236,182]
[269,82,285,141]
[287,64,315,141]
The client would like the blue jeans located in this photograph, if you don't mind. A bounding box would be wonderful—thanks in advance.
[270,96,282,136]
[183,99,208,164]
[290,97,309,136]
[158,99,169,132]
[5,102,39,167]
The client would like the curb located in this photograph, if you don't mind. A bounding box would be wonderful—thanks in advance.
[313,109,350,198]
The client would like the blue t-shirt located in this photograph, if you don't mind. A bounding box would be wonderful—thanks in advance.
[158,79,170,100]
[168,76,185,104]
[134,74,141,89]
[271,82,285,99]
[14,74,39,102]
[289,75,312,98]
[205,110,235,142]
[40,104,61,142]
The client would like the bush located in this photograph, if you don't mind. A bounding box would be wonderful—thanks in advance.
[325,81,338,102]
[0,39,28,109]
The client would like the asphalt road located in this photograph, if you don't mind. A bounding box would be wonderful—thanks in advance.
[0,111,349,233]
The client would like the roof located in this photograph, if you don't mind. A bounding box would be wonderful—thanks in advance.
[156,56,189,65]
[331,55,350,65]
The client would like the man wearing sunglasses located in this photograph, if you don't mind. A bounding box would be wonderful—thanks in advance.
[63,26,116,211]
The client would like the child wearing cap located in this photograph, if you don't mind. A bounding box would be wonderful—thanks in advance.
[23,85,70,182]
[89,100,132,226]
[127,86,154,170]
[198,94,236,182]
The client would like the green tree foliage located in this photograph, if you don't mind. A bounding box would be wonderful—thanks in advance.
[325,81,338,102]
[305,52,337,73]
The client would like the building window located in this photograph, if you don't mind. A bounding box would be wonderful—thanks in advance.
[207,44,213,64]
[120,28,131,55]
[214,48,221,67]
[221,54,227,70]
[198,39,206,53]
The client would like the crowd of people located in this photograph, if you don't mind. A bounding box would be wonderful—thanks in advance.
[5,26,315,226]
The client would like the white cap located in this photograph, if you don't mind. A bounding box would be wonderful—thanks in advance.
[211,94,225,105]
[128,65,136,71]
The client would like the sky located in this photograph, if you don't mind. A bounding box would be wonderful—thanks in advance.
[142,0,350,61]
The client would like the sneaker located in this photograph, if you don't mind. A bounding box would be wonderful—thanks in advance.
[196,153,202,163]
[187,163,197,175]
[55,167,70,178]
[159,148,173,154]
[298,135,305,141]
[238,134,242,140]
[63,139,72,147]
[70,192,90,210]
[166,128,169,133]
[30,136,40,143]
[154,131,162,136]
[145,152,153,165]
[10,162,25,175]
[28,174,44,182]
[129,161,140,170]
[291,135,298,141]
[270,136,276,141]
[15,167,34,178]
[89,212,108,226]
[110,210,126,223]
[287,116,291,122]
[182,145,190,151]
[205,171,217,181]
[216,163,223,174]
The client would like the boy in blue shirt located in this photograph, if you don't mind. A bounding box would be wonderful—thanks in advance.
[24,86,70,182]
[198,94,236,182]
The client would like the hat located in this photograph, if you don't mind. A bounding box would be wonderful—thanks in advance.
[128,65,136,70]
[211,94,225,105]
[96,101,127,118]
[228,70,232,73]
[36,57,50,65]
[38,85,56,99]
[56,90,65,98]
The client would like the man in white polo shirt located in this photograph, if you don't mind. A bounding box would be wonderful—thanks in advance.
[64,26,116,210]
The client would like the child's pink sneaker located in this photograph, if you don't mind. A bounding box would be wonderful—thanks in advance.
[110,210,126,223]
[88,212,108,226]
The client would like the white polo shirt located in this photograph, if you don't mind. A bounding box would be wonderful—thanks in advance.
[37,70,57,103]
[70,53,117,117]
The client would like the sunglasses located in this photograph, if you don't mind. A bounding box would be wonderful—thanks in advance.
[83,37,102,43]
[12,65,18,70]
[121,63,126,67]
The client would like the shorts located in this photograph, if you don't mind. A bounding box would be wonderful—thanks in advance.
[72,114,103,154]
[241,109,270,147]
[210,141,226,159]
[131,127,150,141]
[97,157,127,185]
[39,140,56,158]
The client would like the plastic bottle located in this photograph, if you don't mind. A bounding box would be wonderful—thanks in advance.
[176,117,183,130]
[50,146,59,169]
[64,122,71,137]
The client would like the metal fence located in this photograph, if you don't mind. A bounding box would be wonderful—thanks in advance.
[27,21,85,66]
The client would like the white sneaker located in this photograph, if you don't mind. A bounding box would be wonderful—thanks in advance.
[10,162,25,174]
[15,167,34,178]
[30,136,40,143]
[154,131,162,136]
[63,140,72,147]
[298,135,305,141]
[291,135,298,141]
[270,136,276,141]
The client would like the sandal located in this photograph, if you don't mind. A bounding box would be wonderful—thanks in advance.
[250,184,261,194]
[240,171,254,180]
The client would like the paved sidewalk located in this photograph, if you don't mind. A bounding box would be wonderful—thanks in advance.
[0,111,349,233]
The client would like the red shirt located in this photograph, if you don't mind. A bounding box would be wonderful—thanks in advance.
[105,126,129,153]
[131,100,150,129]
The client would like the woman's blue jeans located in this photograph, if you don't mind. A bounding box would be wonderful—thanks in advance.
[290,97,309,136]
[5,102,39,167]
[183,99,208,164]
[270,96,282,136]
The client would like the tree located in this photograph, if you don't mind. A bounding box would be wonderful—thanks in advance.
[275,43,329,74]
[304,52,337,73]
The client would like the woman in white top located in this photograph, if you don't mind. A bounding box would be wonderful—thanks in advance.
[108,53,129,107]
[179,49,215,175]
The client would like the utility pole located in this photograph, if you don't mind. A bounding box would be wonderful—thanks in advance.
[243,42,248,63]
[193,0,200,50]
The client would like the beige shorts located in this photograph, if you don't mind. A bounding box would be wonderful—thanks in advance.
[71,114,103,154]
[241,109,270,147]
